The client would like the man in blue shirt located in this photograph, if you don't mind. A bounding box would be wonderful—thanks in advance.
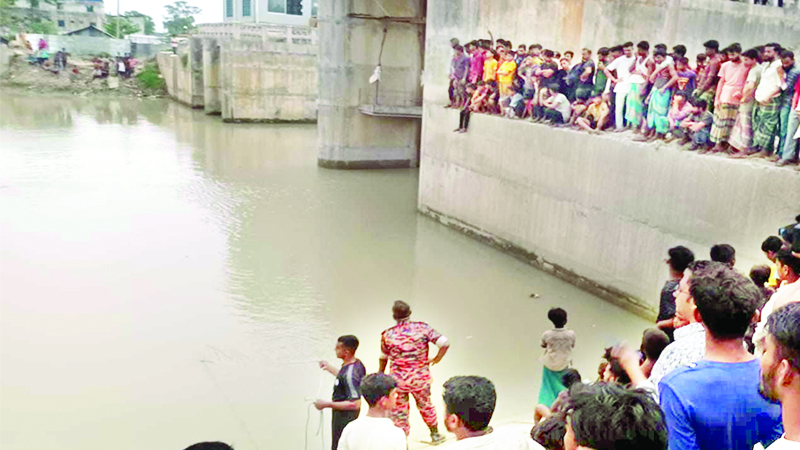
[659,261,783,450]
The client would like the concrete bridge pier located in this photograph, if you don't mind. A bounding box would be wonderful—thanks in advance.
[202,38,221,115]
[317,0,426,169]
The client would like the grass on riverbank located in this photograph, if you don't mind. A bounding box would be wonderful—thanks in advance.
[137,62,166,93]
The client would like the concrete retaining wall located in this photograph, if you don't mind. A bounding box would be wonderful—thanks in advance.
[25,34,130,57]
[418,107,800,317]
[157,48,203,108]
[219,39,317,122]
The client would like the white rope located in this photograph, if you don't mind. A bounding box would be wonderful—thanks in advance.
[305,368,328,450]
[200,360,261,450]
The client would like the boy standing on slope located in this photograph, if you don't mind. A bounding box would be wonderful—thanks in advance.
[538,308,576,407]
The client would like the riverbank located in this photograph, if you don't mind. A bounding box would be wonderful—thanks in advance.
[0,53,167,99]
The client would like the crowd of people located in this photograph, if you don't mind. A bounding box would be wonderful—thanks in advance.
[447,37,800,169]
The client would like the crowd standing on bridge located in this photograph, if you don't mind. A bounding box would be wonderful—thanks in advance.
[447,36,800,170]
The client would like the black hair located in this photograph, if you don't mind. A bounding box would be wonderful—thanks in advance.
[554,52,561,59]
[696,53,707,62]
[690,98,708,110]
[762,236,784,253]
[727,43,742,54]
[562,368,582,389]
[623,41,634,48]
[338,335,359,352]
[568,383,668,450]
[598,47,609,57]
[532,44,542,50]
[603,348,631,385]
[565,50,574,57]
[668,246,695,273]
[360,373,397,406]
[688,260,760,340]
[654,43,667,51]
[637,41,650,51]
[673,45,687,57]
[676,56,689,66]
[442,376,496,432]
[765,42,783,53]
[750,265,771,287]
[710,244,736,265]
[547,307,568,328]
[704,40,720,51]
[392,300,411,320]
[654,49,667,58]
[743,48,760,60]
[777,249,800,276]
[781,50,795,60]
[543,49,555,58]
[610,45,623,53]
[454,44,464,52]
[183,443,234,450]
[642,328,670,361]
[766,302,800,372]
[519,44,527,50]
[531,412,567,450]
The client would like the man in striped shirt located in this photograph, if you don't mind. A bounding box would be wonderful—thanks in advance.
[316,335,368,450]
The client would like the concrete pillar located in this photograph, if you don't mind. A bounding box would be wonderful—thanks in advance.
[202,37,222,115]
[317,0,425,169]
[190,37,205,108]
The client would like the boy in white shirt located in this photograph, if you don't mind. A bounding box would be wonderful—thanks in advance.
[338,374,406,450]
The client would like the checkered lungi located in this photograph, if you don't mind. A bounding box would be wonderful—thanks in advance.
[710,103,739,144]
[752,99,780,151]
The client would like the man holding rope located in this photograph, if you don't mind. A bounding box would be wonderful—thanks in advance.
[316,335,367,450]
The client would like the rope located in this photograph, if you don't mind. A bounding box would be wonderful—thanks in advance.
[305,368,328,450]
[200,360,261,450]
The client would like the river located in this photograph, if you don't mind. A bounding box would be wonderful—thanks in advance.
[0,93,650,450]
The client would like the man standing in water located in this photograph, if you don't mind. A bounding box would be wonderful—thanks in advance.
[316,335,367,450]
[380,300,450,444]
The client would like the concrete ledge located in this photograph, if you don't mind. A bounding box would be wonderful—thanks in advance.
[317,158,416,170]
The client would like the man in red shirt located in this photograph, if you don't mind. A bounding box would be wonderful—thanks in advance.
[379,301,450,444]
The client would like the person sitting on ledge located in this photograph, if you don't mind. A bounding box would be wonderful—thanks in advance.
[676,97,713,151]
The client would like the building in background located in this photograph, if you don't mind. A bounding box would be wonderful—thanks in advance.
[3,0,105,34]
[222,0,317,26]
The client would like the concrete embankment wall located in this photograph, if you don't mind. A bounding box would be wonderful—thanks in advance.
[157,49,202,108]
[423,0,800,104]
[418,107,800,317]
[219,39,317,122]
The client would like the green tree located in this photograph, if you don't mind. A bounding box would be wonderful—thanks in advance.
[162,1,201,36]
[104,16,141,37]
[124,11,156,35]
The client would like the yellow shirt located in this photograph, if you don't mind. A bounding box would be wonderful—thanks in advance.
[483,59,498,82]
[768,262,780,288]
[497,60,517,86]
